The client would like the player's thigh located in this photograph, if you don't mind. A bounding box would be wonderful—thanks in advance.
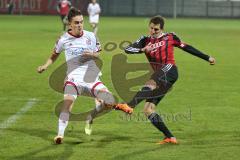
[64,82,79,100]
[151,66,178,89]
[91,82,115,105]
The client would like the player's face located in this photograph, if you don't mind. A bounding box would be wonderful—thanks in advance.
[149,23,162,38]
[69,15,84,36]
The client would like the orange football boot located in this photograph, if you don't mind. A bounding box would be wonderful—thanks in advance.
[157,137,178,145]
[115,104,133,114]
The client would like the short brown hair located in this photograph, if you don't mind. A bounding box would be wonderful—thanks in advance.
[149,16,165,29]
[67,8,82,22]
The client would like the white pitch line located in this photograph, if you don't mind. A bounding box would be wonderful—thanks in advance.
[0,98,38,132]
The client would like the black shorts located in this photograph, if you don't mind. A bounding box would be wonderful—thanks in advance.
[146,64,178,105]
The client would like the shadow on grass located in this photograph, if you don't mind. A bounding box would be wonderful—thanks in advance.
[7,144,74,160]
[94,130,133,148]
[2,127,74,160]
[2,127,134,160]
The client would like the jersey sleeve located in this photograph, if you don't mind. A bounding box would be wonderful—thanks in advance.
[54,37,64,54]
[171,32,187,48]
[124,36,147,54]
[90,34,101,52]
[172,33,210,61]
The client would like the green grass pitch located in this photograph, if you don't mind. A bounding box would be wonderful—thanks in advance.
[0,15,240,160]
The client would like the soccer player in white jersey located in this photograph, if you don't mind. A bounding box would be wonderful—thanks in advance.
[37,8,132,144]
[87,0,101,35]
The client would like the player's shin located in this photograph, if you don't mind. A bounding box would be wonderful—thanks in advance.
[58,112,70,137]
[86,99,104,123]
[57,94,75,137]
[148,112,174,138]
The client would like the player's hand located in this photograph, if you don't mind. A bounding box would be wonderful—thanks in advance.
[37,65,47,73]
[208,57,215,65]
[82,51,99,58]
[141,43,154,53]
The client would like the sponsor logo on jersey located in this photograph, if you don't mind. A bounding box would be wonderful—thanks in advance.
[66,47,85,56]
[150,41,165,49]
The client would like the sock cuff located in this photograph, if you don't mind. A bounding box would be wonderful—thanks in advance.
[148,112,157,120]
[148,112,164,122]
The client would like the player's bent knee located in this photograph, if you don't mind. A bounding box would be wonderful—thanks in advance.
[64,84,78,100]
[61,96,75,112]
[145,80,157,90]
[141,86,152,92]
[143,102,155,117]
[64,94,76,101]
[144,81,157,90]
[96,90,115,105]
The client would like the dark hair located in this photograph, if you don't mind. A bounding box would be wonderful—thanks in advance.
[149,16,165,29]
[67,7,82,22]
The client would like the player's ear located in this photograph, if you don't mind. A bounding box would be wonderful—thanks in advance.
[68,21,71,27]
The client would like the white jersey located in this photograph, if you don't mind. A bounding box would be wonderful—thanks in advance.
[87,3,101,23]
[54,30,101,83]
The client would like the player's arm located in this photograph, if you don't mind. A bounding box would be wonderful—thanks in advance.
[97,4,101,14]
[173,33,215,65]
[82,51,100,58]
[124,36,147,54]
[37,51,60,73]
[37,37,63,73]
[87,5,90,15]
[57,3,60,13]
[82,35,101,58]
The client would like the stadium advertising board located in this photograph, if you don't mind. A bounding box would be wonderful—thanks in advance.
[0,0,88,14]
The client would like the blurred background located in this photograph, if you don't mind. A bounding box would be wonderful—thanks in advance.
[1,0,240,18]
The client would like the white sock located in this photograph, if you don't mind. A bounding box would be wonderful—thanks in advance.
[58,112,69,137]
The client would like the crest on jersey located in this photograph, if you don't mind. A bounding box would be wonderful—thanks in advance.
[86,38,91,45]
[163,36,168,41]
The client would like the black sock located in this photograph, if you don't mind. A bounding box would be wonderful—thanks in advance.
[128,86,153,107]
[148,112,174,138]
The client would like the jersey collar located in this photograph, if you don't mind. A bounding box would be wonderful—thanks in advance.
[67,31,84,38]
[150,33,165,39]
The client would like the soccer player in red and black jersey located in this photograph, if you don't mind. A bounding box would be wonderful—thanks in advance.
[116,16,215,144]
[57,0,72,31]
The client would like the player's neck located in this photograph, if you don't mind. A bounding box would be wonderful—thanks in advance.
[151,32,164,39]
[68,30,83,38]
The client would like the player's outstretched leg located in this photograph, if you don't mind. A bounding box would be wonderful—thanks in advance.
[85,99,104,135]
[94,88,133,114]
[54,94,75,144]
[144,102,178,145]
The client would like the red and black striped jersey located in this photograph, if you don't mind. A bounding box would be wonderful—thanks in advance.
[125,32,210,71]
[58,0,72,15]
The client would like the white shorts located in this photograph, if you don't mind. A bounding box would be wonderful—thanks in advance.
[89,15,99,24]
[63,75,109,99]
